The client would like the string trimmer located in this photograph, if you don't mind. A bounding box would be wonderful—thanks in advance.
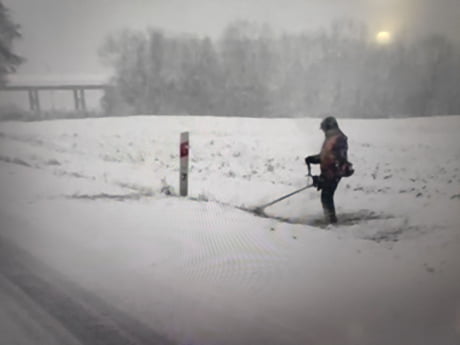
[252,178,315,215]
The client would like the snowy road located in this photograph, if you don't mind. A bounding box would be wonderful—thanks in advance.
[0,237,173,345]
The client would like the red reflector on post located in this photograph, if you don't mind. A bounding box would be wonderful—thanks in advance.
[180,132,189,196]
[180,142,189,158]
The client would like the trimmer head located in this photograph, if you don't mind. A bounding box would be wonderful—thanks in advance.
[252,207,267,217]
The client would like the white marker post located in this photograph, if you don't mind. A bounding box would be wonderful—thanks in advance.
[179,132,189,196]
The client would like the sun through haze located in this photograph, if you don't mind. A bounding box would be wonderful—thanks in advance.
[376,31,392,44]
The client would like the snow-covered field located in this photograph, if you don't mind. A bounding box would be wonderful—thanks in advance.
[1,115,460,344]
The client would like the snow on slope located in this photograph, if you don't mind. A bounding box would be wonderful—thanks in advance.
[0,115,460,345]
[1,115,459,241]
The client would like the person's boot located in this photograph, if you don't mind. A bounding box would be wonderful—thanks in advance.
[323,208,337,225]
[329,214,338,224]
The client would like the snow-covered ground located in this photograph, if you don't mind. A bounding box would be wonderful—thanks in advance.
[0,115,460,344]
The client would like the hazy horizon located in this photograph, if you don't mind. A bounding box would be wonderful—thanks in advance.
[4,0,460,82]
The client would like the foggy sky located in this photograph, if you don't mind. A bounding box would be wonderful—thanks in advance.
[4,0,460,82]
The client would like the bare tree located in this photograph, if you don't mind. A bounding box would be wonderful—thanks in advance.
[0,0,24,85]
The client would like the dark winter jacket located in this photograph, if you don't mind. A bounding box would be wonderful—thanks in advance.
[305,119,354,182]
[320,127,353,180]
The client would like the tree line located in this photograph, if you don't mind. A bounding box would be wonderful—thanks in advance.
[100,19,460,118]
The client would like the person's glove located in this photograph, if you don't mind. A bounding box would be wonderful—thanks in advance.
[341,162,354,177]
[334,161,354,178]
[311,175,323,191]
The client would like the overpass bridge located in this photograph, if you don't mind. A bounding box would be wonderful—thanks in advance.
[0,82,111,113]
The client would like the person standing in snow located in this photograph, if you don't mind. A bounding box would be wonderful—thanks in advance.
[305,116,354,224]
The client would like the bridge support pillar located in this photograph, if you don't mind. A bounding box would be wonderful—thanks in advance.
[73,88,87,112]
[28,89,40,113]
